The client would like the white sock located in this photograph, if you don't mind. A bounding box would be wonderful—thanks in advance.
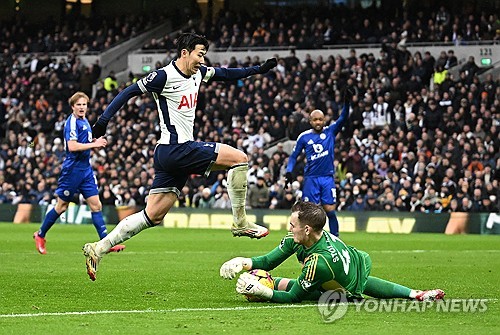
[409,290,419,299]
[96,210,154,255]
[227,164,248,228]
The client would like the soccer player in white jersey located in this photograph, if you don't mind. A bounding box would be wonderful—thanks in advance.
[83,33,277,281]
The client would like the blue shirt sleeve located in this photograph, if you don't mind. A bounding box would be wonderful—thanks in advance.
[329,103,349,136]
[211,66,260,81]
[99,70,167,124]
[99,83,144,123]
[66,116,78,142]
[287,135,305,173]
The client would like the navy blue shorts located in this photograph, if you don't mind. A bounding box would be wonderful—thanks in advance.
[55,167,99,202]
[151,141,220,195]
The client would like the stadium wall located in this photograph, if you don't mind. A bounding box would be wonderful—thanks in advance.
[129,44,499,75]
[3,204,499,235]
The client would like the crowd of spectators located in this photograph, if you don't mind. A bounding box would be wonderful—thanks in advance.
[1,13,160,54]
[143,4,500,51]
[0,4,499,214]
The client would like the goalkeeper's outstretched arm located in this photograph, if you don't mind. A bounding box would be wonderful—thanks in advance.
[220,257,253,279]
[236,253,330,303]
[220,244,293,280]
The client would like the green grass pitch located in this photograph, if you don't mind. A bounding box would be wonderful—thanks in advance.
[1,223,499,335]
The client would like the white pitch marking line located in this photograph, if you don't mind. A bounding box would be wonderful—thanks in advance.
[0,304,319,318]
[1,299,498,318]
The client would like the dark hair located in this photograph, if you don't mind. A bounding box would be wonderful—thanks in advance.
[175,33,209,57]
[291,201,326,232]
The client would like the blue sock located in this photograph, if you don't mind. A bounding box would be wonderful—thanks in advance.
[91,212,108,239]
[326,210,339,236]
[38,208,61,238]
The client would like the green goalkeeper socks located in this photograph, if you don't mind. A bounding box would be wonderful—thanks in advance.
[363,276,412,299]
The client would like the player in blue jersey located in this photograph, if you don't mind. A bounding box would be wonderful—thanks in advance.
[33,92,125,254]
[285,88,354,236]
[83,33,277,280]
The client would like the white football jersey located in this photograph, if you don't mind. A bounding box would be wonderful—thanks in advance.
[137,60,216,144]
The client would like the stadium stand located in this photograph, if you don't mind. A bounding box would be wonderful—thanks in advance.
[0,2,498,214]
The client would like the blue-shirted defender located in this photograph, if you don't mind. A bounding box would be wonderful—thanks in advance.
[34,92,125,254]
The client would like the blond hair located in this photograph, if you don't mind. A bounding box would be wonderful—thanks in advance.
[68,92,90,107]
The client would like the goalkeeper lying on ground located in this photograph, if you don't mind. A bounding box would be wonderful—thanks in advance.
[220,201,445,303]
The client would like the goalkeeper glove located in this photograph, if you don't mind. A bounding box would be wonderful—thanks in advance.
[236,272,273,300]
[258,58,278,74]
[220,257,252,280]
[92,119,109,139]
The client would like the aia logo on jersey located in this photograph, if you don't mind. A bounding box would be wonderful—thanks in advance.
[178,93,198,109]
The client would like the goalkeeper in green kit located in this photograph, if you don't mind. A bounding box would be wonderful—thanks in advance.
[220,201,445,303]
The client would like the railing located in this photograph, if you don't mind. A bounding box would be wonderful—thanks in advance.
[133,39,500,54]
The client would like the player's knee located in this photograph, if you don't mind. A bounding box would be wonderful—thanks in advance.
[55,201,69,213]
[323,204,336,212]
[89,203,102,212]
[233,150,248,165]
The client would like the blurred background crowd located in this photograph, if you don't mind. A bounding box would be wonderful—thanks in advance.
[0,1,498,213]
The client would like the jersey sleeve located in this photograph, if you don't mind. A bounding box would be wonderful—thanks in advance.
[286,135,305,173]
[328,103,349,136]
[210,65,260,82]
[137,69,167,94]
[270,254,332,303]
[200,66,215,83]
[66,117,78,141]
[98,83,144,124]
[251,234,297,271]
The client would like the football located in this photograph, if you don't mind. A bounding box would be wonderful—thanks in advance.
[244,269,275,302]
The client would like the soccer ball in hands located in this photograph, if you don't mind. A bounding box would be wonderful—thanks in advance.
[244,269,275,302]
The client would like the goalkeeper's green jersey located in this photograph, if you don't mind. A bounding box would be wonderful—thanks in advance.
[251,231,372,303]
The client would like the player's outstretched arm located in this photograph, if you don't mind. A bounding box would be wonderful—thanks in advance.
[92,83,143,138]
[258,58,278,74]
[220,257,253,279]
[343,86,355,106]
[211,58,277,81]
[330,86,356,135]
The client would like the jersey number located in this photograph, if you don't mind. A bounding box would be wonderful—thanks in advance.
[340,249,351,275]
[331,234,351,275]
[331,188,337,200]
